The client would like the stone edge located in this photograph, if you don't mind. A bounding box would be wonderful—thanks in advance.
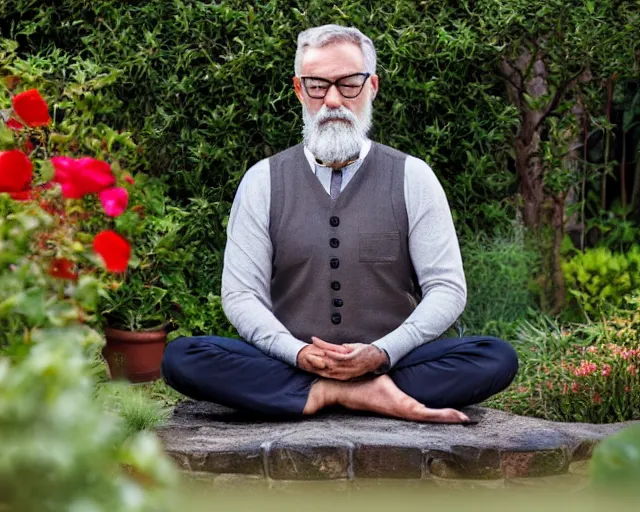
[158,426,622,481]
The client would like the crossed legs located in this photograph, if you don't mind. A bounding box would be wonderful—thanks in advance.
[161,335,518,423]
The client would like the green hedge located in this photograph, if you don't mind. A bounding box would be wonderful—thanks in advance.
[2,1,639,332]
[2,0,526,233]
[6,0,638,228]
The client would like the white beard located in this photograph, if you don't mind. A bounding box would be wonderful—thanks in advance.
[302,100,373,165]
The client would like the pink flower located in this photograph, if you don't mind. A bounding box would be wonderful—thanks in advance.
[573,360,597,377]
[99,187,128,217]
[586,346,598,354]
[620,349,634,360]
[123,174,135,185]
[628,364,637,376]
[601,364,612,377]
[51,156,115,198]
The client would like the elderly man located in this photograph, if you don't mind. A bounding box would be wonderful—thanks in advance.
[162,25,518,423]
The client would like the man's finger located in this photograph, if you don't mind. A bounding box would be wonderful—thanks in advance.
[325,345,367,361]
[306,347,326,357]
[307,354,327,369]
[311,337,352,353]
[324,351,356,361]
[309,353,342,371]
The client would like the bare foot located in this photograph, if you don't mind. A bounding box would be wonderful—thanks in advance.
[304,375,469,423]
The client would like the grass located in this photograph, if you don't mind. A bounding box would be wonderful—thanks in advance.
[96,379,181,436]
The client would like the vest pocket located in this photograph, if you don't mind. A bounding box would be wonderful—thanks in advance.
[359,232,400,262]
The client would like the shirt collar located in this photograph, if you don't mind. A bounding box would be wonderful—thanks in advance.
[303,139,372,173]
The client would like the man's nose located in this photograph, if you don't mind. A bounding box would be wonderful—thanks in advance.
[323,84,343,109]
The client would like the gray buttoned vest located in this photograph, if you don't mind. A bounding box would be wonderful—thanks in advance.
[269,142,421,345]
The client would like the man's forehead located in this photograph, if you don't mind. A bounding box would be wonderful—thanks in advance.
[300,42,365,78]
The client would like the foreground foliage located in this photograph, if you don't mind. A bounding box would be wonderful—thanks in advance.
[591,424,640,491]
[0,327,176,511]
[0,65,176,511]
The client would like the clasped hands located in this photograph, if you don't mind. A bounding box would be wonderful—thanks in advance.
[296,337,389,380]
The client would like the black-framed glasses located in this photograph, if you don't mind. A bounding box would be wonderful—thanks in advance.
[300,72,371,99]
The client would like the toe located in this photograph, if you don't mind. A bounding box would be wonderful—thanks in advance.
[453,409,470,422]
[443,408,469,423]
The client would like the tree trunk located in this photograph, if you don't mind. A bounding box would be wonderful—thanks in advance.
[621,131,627,209]
[501,52,549,229]
[514,132,545,228]
[632,154,640,209]
[500,49,584,312]
[551,193,566,313]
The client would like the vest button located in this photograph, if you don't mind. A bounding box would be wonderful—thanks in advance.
[330,238,339,248]
[333,299,343,307]
[331,313,342,325]
[331,281,341,291]
[329,216,340,227]
[330,258,340,269]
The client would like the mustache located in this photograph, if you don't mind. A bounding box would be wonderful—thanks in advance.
[312,106,358,126]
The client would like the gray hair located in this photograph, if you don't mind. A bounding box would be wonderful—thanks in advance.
[295,24,377,77]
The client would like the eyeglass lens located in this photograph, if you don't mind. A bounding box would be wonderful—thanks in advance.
[303,74,368,99]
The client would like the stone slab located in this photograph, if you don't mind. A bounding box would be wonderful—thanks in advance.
[156,401,638,481]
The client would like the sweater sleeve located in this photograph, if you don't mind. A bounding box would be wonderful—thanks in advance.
[221,159,308,366]
[372,156,467,367]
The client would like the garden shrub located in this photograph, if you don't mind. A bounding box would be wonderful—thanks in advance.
[459,230,541,339]
[563,246,640,320]
[486,300,640,423]
[0,69,177,510]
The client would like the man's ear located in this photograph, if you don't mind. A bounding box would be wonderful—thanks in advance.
[293,76,305,104]
[370,74,379,101]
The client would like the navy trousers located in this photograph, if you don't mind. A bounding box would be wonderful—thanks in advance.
[161,335,518,417]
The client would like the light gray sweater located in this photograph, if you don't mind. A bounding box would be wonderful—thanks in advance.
[221,140,467,368]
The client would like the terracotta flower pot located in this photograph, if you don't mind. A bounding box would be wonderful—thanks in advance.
[103,326,167,383]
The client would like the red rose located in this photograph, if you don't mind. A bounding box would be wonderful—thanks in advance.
[0,150,33,193]
[99,187,129,217]
[49,258,79,281]
[12,89,51,128]
[93,230,131,272]
[6,118,24,130]
[51,156,115,198]
[9,190,33,201]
